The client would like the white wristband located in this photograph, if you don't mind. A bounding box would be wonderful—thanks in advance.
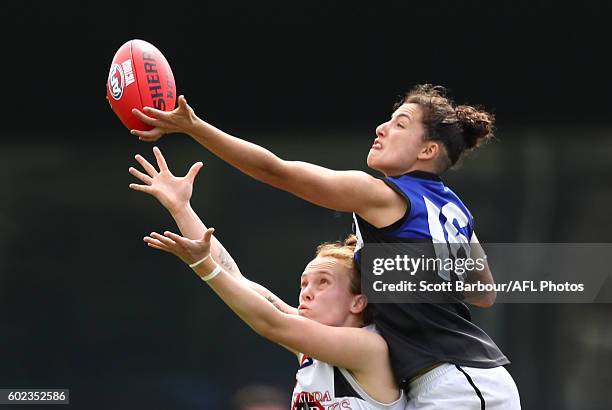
[199,264,222,282]
[189,254,210,268]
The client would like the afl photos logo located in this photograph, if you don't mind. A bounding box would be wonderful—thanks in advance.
[108,63,125,100]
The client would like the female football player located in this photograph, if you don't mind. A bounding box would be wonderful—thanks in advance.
[130,85,521,409]
[129,147,406,409]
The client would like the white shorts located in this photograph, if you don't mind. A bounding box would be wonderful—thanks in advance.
[405,363,521,410]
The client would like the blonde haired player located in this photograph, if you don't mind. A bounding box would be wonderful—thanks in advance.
[129,147,406,410]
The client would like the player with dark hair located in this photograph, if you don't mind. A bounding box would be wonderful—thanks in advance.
[130,85,521,409]
[129,148,406,410]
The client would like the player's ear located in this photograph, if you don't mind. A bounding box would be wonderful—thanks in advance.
[417,141,440,161]
[350,294,368,315]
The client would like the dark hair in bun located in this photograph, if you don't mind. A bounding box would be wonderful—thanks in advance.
[394,84,495,171]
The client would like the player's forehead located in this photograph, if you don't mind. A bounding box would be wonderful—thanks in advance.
[301,256,339,279]
[392,102,422,121]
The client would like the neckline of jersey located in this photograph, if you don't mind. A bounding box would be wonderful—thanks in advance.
[397,170,442,182]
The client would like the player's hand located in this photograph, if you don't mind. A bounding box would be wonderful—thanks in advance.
[144,227,215,266]
[129,146,203,214]
[131,95,198,142]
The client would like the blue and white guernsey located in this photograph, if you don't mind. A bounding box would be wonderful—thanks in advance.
[353,171,509,385]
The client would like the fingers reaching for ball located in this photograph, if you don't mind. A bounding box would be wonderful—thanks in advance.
[185,161,204,183]
[131,107,160,124]
[131,127,165,142]
[143,228,213,267]
[153,146,169,171]
[128,183,154,194]
[134,154,158,176]
[128,166,153,184]
[128,94,197,142]
[177,95,189,110]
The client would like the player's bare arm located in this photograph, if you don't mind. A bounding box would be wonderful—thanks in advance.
[131,97,407,228]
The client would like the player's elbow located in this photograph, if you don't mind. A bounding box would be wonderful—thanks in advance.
[260,157,292,187]
[239,149,287,186]
[464,287,497,308]
[248,316,278,340]
[475,290,497,308]
[257,317,289,344]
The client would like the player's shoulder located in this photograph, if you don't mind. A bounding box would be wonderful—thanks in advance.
[359,324,390,353]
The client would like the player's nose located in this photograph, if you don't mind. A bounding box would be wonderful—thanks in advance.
[300,287,314,302]
[375,122,387,138]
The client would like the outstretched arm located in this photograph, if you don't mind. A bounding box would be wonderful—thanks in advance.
[130,97,406,227]
[128,146,241,275]
[462,232,496,308]
[145,228,390,375]
[129,147,297,315]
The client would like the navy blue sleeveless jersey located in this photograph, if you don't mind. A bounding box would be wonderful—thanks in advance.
[352,170,509,384]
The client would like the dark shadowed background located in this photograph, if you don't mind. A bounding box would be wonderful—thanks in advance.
[1,1,610,409]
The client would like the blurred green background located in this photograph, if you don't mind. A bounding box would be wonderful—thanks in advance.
[1,1,610,409]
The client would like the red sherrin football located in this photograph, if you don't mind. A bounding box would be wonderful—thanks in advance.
[106,39,176,131]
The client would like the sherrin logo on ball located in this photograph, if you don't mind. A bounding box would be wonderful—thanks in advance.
[108,64,124,100]
[106,39,176,131]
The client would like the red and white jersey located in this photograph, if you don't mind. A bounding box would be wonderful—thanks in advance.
[291,332,406,409]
